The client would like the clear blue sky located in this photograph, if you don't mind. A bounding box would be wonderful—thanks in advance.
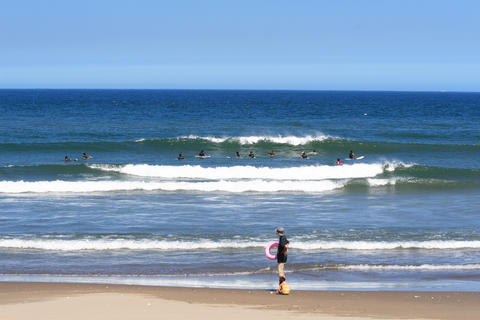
[1,0,479,90]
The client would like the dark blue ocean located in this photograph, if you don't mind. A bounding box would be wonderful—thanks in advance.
[1,89,479,291]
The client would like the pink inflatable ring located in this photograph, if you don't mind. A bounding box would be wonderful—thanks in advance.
[265,241,279,260]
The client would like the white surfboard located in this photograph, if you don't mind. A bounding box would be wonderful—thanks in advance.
[345,155,365,160]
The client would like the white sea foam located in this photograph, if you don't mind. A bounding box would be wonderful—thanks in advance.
[179,134,336,145]
[384,161,414,172]
[89,162,397,180]
[0,162,414,193]
[337,264,480,271]
[367,178,401,186]
[292,240,480,250]
[1,238,479,251]
[0,238,265,251]
[0,179,343,193]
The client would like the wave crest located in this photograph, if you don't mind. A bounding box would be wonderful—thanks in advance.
[1,238,479,251]
[0,179,344,193]
[89,162,407,180]
[136,134,336,146]
[0,162,416,193]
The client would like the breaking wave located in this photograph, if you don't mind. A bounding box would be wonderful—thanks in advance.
[134,134,336,146]
[0,162,414,193]
[3,161,476,193]
[0,179,344,193]
[335,264,480,271]
[88,162,400,180]
[1,238,479,251]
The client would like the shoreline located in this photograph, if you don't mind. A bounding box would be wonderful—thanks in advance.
[1,282,479,320]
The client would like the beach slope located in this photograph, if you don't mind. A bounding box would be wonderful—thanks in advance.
[1,282,479,320]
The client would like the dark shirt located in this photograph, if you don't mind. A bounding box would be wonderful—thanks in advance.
[277,235,289,263]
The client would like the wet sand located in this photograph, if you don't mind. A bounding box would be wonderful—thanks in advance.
[0,282,479,320]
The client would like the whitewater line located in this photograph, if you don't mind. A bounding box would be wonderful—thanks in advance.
[88,162,408,180]
[1,238,479,251]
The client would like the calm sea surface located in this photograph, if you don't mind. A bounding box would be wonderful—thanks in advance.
[0,89,479,291]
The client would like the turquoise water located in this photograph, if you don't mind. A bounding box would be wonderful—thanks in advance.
[0,89,479,291]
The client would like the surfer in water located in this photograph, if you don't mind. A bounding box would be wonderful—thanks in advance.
[64,155,71,162]
[178,153,184,160]
[248,151,256,159]
[349,150,356,159]
[268,150,275,157]
[300,151,308,159]
[236,151,241,159]
[82,152,92,160]
[336,158,344,165]
[198,150,206,158]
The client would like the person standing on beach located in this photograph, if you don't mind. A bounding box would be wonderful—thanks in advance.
[275,226,289,284]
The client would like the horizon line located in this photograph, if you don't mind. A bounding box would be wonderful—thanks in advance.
[0,88,479,93]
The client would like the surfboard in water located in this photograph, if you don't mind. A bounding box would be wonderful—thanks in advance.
[345,155,365,160]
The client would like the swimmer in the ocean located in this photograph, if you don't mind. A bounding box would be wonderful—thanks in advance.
[248,151,256,159]
[178,153,184,160]
[336,158,344,165]
[64,155,71,162]
[82,152,92,160]
[300,151,308,159]
[198,150,206,158]
[268,150,275,157]
[236,151,241,159]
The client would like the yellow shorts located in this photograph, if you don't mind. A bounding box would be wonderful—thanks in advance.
[278,263,285,277]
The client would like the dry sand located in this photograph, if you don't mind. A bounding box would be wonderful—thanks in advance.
[0,282,479,320]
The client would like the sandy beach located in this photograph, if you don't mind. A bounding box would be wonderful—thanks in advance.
[0,282,478,320]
